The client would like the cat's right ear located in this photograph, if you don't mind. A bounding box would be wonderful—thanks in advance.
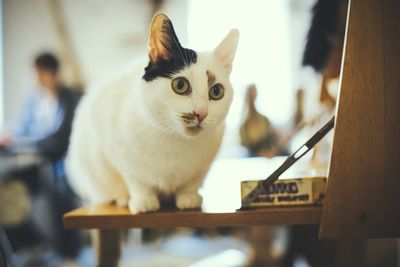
[148,13,181,64]
[214,29,240,72]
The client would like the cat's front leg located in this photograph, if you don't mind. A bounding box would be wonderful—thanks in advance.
[125,178,160,214]
[175,177,204,210]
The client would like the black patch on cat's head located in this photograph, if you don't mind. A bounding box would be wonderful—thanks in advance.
[143,13,197,82]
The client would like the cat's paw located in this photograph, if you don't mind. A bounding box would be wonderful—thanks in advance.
[176,192,203,210]
[115,196,129,207]
[128,194,160,214]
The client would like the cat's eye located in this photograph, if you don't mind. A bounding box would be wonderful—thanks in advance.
[209,84,224,100]
[172,77,191,95]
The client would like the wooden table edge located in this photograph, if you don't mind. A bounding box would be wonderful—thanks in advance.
[64,205,322,229]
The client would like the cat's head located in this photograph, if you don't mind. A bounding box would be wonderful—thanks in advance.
[140,13,239,138]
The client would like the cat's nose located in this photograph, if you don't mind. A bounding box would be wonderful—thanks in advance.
[193,111,208,123]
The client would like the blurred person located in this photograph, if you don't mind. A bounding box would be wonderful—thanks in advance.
[0,52,80,157]
[0,52,82,264]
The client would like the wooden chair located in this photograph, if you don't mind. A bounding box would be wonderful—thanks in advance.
[64,0,400,265]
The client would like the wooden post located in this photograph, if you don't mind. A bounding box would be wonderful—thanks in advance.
[320,0,400,238]
[92,229,121,267]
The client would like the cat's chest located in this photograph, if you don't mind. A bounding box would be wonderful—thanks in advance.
[115,130,219,178]
[133,135,211,165]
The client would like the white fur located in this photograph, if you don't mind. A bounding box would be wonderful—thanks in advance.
[67,29,239,213]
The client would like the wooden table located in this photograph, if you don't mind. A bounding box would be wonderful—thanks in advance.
[64,204,322,229]
[64,157,326,229]
[64,157,326,267]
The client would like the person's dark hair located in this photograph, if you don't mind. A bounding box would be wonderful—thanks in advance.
[34,52,60,73]
[302,0,342,71]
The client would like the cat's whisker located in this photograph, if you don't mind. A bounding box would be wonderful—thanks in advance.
[141,123,172,157]
[132,132,152,151]
[141,120,177,158]
[135,125,164,150]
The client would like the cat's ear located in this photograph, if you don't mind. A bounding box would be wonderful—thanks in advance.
[214,29,240,72]
[148,13,181,63]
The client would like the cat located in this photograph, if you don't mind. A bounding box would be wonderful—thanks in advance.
[66,13,239,213]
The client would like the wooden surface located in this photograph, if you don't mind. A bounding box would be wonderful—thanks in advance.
[64,204,322,229]
[320,0,400,238]
[64,157,327,229]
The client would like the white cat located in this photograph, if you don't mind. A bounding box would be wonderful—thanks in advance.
[66,13,239,213]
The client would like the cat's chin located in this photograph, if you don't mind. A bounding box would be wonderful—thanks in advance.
[183,125,204,138]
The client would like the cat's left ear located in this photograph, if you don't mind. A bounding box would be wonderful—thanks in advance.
[148,13,181,63]
[214,29,240,72]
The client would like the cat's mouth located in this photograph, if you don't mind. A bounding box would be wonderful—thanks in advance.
[185,125,203,135]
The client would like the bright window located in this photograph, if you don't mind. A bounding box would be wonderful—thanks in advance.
[187,0,293,129]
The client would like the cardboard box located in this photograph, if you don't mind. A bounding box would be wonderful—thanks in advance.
[241,177,326,207]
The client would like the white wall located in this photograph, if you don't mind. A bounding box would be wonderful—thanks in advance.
[2,0,187,126]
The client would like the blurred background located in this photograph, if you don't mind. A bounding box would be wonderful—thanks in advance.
[0,0,399,267]
[1,0,321,134]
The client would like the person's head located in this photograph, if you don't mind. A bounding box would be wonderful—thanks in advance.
[34,52,60,92]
